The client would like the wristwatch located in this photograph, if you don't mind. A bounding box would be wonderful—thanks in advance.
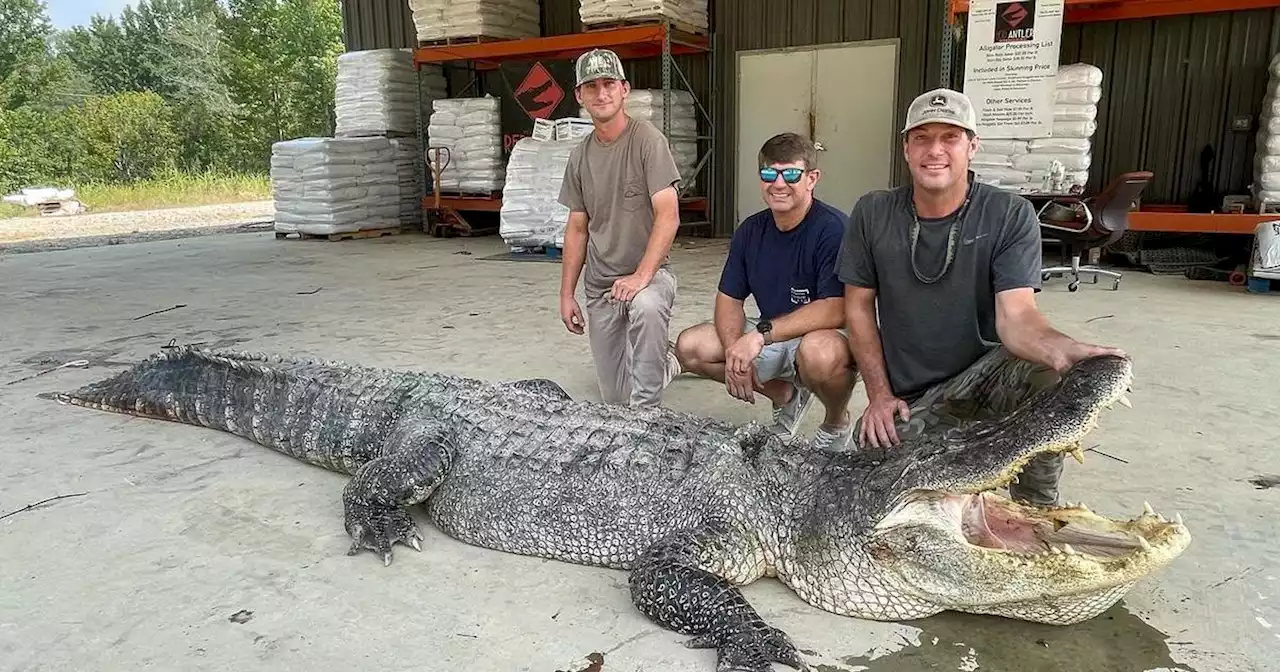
[755,319,773,344]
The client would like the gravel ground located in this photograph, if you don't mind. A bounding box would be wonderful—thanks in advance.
[0,201,275,250]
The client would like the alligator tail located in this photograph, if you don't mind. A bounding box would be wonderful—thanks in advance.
[46,347,428,475]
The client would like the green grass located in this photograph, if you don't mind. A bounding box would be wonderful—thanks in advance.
[1,171,271,218]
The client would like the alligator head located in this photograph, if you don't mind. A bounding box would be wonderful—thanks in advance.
[784,355,1191,625]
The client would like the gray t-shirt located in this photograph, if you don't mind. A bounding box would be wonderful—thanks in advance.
[836,179,1043,401]
[558,116,682,300]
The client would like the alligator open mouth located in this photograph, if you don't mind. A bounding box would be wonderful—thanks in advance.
[946,491,1183,559]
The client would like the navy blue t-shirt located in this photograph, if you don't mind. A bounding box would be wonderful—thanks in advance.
[718,198,847,321]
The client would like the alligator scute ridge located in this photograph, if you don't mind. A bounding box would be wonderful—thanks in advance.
[47,346,1191,672]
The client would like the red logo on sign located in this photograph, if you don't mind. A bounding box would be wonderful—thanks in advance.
[514,62,565,121]
[1002,2,1028,27]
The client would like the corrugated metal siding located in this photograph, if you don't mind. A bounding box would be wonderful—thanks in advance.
[340,0,416,51]
[951,8,1280,205]
[709,0,951,234]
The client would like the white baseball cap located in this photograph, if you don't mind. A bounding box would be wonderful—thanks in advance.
[902,88,978,135]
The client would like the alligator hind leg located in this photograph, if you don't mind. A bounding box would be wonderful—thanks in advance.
[628,519,807,672]
[343,424,456,566]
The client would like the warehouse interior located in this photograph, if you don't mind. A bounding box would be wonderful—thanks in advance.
[2,1,1278,672]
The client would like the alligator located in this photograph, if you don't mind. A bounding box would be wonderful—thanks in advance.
[47,346,1190,672]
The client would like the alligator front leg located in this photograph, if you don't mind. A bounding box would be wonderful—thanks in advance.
[628,520,807,672]
[343,431,456,566]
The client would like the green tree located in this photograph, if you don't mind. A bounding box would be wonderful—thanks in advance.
[77,91,180,182]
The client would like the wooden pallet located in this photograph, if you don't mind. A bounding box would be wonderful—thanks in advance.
[581,17,707,36]
[436,190,502,200]
[275,228,403,242]
[334,129,417,139]
[418,34,509,46]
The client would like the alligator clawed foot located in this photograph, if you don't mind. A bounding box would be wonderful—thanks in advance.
[343,504,423,566]
[684,621,808,672]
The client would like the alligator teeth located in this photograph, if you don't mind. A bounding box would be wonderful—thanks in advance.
[1118,394,1133,408]
[1050,546,1063,554]
[1156,514,1167,523]
[1138,537,1152,551]
[1070,447,1086,464]
[1062,544,1077,554]
[1175,513,1184,525]
[1143,501,1155,516]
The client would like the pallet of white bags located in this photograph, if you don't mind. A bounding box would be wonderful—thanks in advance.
[275,228,403,242]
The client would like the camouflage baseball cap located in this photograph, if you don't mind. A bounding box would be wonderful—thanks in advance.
[574,48,627,87]
[902,88,978,134]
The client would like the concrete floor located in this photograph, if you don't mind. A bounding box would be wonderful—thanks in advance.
[0,230,1276,672]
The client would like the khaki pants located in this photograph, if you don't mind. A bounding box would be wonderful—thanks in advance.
[853,346,1066,505]
[585,267,678,407]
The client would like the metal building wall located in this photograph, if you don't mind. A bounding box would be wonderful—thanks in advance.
[947,8,1280,205]
[1060,10,1280,204]
[708,0,951,234]
[340,0,416,50]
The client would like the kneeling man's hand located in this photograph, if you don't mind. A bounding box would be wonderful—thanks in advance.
[860,394,911,449]
[724,332,765,403]
[610,271,653,302]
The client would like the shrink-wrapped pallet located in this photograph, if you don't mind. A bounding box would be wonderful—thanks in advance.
[270,137,402,236]
[334,50,419,137]
[426,95,506,195]
[409,0,541,42]
[579,0,709,34]
[973,63,1102,194]
[579,89,700,189]
[499,135,578,249]
[1253,54,1280,209]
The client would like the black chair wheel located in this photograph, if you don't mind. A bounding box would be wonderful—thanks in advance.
[1068,281,1080,292]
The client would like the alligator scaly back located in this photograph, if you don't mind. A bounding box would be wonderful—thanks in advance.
[49,347,438,475]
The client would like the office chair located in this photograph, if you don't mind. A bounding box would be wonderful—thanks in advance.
[1037,170,1153,292]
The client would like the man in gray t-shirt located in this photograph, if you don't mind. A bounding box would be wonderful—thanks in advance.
[557,49,684,407]
[836,88,1126,506]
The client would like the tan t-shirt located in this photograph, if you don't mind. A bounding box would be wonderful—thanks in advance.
[558,116,682,299]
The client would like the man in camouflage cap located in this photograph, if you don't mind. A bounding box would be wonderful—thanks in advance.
[557,48,684,408]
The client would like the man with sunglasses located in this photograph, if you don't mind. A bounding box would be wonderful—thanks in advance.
[836,88,1125,506]
[672,132,856,449]
[557,48,684,407]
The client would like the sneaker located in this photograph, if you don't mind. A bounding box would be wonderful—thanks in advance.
[812,420,854,451]
[663,340,683,387]
[771,384,814,441]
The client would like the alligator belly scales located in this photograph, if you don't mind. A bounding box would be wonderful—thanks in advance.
[47,347,1191,672]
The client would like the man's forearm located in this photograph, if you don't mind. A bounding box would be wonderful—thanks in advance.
[559,214,589,298]
[713,293,747,351]
[1000,310,1077,372]
[768,298,843,342]
[844,293,895,400]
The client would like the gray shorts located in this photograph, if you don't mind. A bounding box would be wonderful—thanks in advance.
[744,317,847,387]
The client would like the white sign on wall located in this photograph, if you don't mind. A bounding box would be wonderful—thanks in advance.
[962,0,1065,138]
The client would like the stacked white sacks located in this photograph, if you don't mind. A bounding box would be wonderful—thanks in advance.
[426,96,506,195]
[270,137,401,236]
[409,0,541,42]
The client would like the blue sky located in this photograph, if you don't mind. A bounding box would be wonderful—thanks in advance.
[46,0,135,29]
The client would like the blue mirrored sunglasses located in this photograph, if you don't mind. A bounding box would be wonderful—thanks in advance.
[759,167,806,184]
